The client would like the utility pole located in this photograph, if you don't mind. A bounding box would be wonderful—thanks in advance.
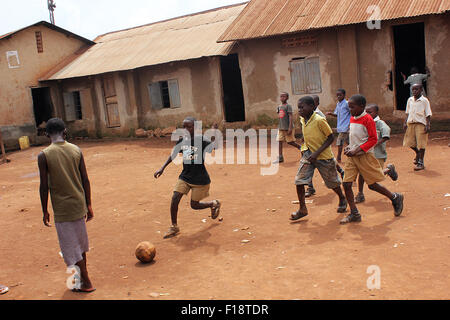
[48,0,56,25]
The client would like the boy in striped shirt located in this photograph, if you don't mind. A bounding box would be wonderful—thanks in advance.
[340,95,404,224]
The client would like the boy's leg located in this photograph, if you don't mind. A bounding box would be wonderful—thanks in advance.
[74,252,95,292]
[292,152,314,220]
[291,184,308,220]
[337,145,344,163]
[305,169,316,197]
[355,174,365,203]
[367,183,404,216]
[315,159,347,213]
[340,157,361,224]
[170,191,184,226]
[287,141,301,150]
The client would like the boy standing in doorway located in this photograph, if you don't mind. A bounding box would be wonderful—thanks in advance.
[403,83,432,171]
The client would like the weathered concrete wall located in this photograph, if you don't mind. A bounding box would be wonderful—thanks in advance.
[137,57,223,128]
[0,25,90,148]
[234,28,342,124]
[235,13,449,127]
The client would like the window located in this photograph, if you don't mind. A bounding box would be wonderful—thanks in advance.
[6,51,20,68]
[148,79,181,109]
[35,31,43,53]
[63,91,82,121]
[290,57,322,94]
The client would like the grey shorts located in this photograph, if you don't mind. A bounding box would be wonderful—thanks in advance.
[295,150,341,189]
[55,218,89,266]
[336,132,349,146]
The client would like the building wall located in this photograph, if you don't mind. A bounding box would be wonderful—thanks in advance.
[234,28,342,124]
[234,13,450,126]
[54,56,225,137]
[0,25,90,148]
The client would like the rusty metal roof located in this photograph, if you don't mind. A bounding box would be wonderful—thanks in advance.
[218,0,450,42]
[46,3,247,80]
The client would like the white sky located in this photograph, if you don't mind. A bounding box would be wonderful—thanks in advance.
[0,0,246,40]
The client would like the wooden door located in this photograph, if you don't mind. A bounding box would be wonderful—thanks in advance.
[102,75,121,127]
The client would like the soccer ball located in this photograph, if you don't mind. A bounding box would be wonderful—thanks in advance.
[135,241,156,263]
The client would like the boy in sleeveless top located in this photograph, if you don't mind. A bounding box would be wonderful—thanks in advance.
[38,118,95,293]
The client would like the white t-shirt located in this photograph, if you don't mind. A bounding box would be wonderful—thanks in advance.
[405,95,432,126]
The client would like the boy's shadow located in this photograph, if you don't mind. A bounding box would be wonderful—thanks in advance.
[61,289,91,300]
[295,215,344,245]
[173,224,221,254]
[345,218,399,246]
[413,169,441,177]
[308,192,335,206]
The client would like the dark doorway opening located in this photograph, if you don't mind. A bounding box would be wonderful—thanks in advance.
[31,87,54,134]
[392,22,426,110]
[220,54,245,122]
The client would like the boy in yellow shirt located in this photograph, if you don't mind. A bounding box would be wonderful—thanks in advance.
[291,96,347,221]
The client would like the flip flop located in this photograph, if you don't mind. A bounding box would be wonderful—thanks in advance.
[211,200,221,220]
[0,285,9,295]
[72,287,96,293]
[290,210,308,221]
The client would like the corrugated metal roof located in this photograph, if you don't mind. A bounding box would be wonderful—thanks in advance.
[45,3,247,80]
[218,0,450,42]
[0,21,94,45]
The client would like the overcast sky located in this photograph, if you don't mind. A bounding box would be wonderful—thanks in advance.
[0,0,246,40]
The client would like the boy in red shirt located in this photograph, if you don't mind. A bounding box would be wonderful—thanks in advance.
[340,95,404,224]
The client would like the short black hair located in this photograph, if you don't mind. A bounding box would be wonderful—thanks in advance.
[312,95,320,102]
[410,66,419,74]
[281,92,289,98]
[46,118,66,135]
[337,88,346,95]
[349,94,366,107]
[366,103,379,112]
[298,96,315,107]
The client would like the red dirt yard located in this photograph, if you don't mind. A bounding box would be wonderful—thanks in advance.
[1,132,449,300]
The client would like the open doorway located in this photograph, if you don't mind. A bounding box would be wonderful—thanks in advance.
[392,22,426,110]
[31,87,54,135]
[220,54,245,122]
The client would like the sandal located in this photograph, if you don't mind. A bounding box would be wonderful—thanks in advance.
[0,285,9,295]
[211,200,221,219]
[163,225,180,239]
[290,210,308,221]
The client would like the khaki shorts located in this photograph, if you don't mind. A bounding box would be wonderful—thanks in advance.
[403,123,428,149]
[294,150,341,189]
[343,152,385,186]
[174,179,210,201]
[277,129,296,143]
[336,132,349,146]
[377,158,386,168]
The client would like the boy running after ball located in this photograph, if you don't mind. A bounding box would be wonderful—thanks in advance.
[341,95,404,224]
[154,117,221,238]
[38,118,95,292]
[290,96,347,221]
[355,104,398,203]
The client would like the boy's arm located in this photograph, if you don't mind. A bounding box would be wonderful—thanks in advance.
[37,152,51,227]
[154,142,181,178]
[288,111,294,134]
[425,116,431,133]
[79,153,93,222]
[307,134,334,163]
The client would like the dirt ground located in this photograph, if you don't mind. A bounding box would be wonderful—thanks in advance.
[1,131,449,300]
